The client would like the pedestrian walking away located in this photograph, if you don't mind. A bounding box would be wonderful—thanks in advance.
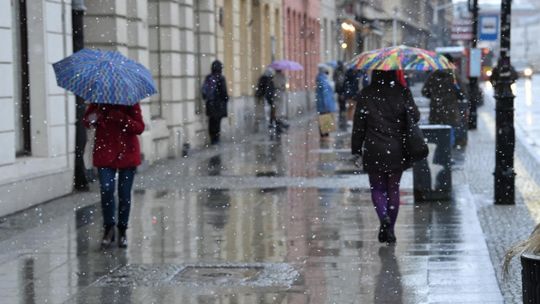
[351,70,420,243]
[333,60,347,116]
[202,60,229,145]
[272,69,290,130]
[316,65,337,138]
[83,103,145,249]
[343,68,370,122]
[256,68,278,129]
[422,69,464,148]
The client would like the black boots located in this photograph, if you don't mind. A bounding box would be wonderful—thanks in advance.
[118,227,128,248]
[101,225,115,249]
[378,217,396,244]
[101,225,127,249]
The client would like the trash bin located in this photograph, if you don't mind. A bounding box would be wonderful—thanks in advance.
[413,124,452,202]
[521,253,540,303]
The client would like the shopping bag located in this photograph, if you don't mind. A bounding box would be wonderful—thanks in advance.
[318,113,336,134]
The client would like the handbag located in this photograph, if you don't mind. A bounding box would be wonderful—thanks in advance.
[404,109,428,162]
[318,113,336,134]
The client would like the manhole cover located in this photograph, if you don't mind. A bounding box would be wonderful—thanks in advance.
[94,263,299,289]
[173,265,263,283]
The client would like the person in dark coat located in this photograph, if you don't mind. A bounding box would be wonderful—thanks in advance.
[256,68,278,128]
[202,60,229,145]
[333,61,347,114]
[351,70,420,243]
[422,70,463,127]
[83,103,145,248]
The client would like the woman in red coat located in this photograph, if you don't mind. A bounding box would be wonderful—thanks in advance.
[83,103,145,248]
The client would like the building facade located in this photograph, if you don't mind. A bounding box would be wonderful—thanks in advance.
[0,0,339,217]
[282,0,321,116]
[1,0,75,216]
[320,0,338,64]
[337,0,436,60]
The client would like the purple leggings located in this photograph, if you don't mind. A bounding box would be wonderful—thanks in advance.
[368,171,403,228]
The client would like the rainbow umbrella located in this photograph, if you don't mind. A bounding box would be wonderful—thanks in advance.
[348,45,455,71]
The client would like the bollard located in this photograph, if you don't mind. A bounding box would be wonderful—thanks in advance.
[522,253,540,303]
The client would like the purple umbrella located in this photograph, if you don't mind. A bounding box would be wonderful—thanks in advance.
[269,60,303,71]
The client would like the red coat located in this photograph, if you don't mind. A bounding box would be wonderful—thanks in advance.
[83,104,145,169]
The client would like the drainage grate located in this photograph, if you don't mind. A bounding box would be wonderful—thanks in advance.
[172,265,263,284]
[94,263,298,289]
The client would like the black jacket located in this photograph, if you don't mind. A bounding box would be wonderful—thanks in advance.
[351,72,420,173]
[422,70,463,126]
[204,73,229,118]
[255,74,275,103]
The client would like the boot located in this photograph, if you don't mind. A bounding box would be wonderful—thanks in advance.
[118,227,128,249]
[101,225,115,249]
[387,228,397,244]
[378,217,391,243]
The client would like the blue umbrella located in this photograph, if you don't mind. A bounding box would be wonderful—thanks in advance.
[53,48,157,105]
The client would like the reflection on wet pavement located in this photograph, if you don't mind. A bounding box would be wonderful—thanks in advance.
[0,116,502,303]
[0,186,501,303]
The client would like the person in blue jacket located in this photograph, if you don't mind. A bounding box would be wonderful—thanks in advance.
[315,65,337,137]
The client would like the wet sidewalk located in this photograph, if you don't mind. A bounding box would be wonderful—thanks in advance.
[0,116,503,303]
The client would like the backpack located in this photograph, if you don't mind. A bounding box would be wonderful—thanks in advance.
[201,75,219,101]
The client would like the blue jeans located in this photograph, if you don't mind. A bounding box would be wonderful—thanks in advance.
[98,167,136,229]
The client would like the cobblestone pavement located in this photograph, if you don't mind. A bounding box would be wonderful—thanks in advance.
[0,113,504,303]
[454,81,540,304]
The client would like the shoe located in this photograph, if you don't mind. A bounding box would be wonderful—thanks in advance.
[118,227,128,248]
[378,217,391,243]
[386,229,397,243]
[101,225,115,249]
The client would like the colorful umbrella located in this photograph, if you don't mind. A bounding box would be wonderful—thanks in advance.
[269,60,303,71]
[348,45,455,71]
[53,48,157,105]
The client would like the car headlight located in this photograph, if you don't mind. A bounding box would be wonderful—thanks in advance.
[524,68,533,77]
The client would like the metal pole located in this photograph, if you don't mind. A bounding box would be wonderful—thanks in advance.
[392,7,398,46]
[72,0,88,191]
[492,0,516,205]
[468,0,480,130]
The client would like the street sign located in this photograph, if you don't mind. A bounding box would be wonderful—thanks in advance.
[452,18,473,41]
[479,15,499,41]
[452,33,473,40]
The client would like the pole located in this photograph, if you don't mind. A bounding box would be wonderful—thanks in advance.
[392,7,398,46]
[468,0,480,130]
[492,0,516,205]
[356,1,364,54]
[72,0,88,191]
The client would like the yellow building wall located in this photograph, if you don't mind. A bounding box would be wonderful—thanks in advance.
[217,0,282,98]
